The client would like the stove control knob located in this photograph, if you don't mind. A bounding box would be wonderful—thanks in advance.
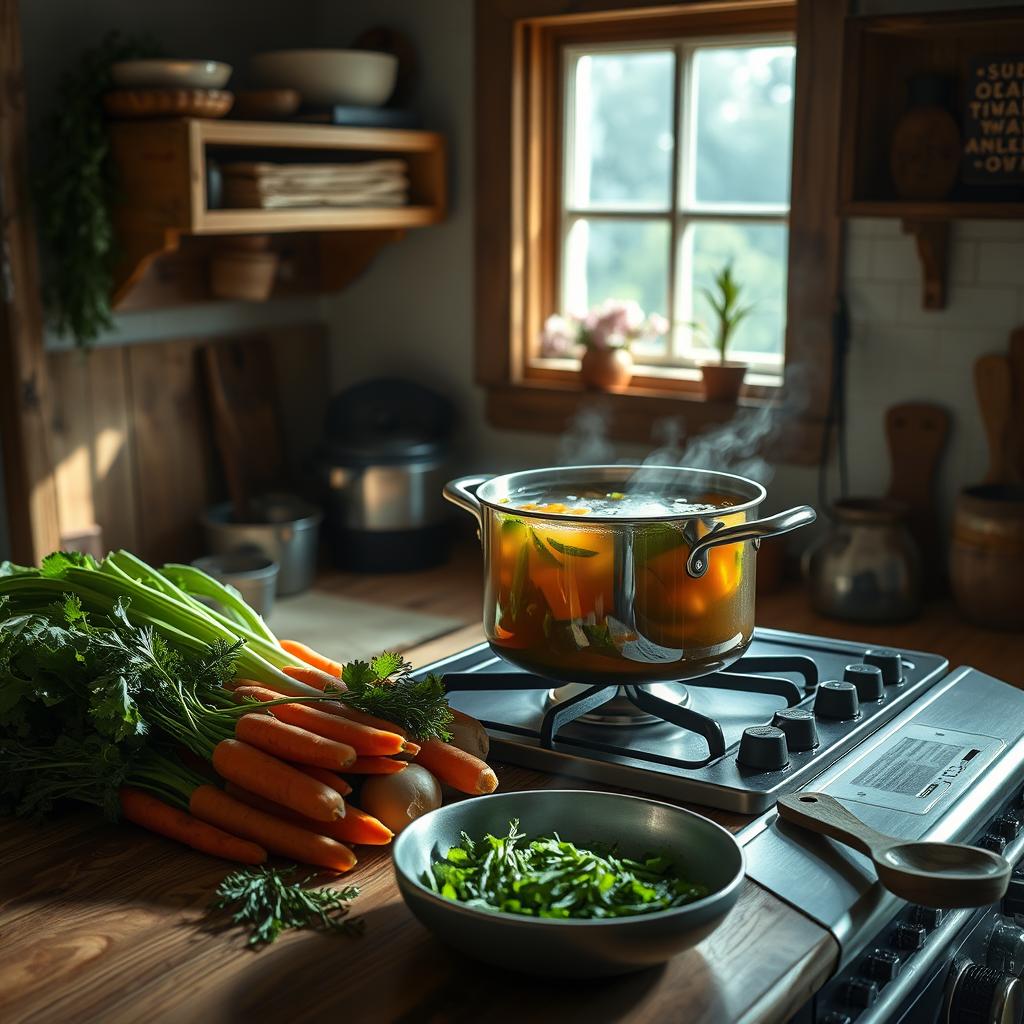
[864,648,904,685]
[948,963,1023,1024]
[910,905,945,931]
[771,708,819,752]
[1002,873,1024,919]
[988,923,1024,976]
[814,680,860,721]
[994,815,1022,842]
[737,726,789,771]
[893,922,928,951]
[842,977,879,1009]
[981,834,1009,855]
[862,948,901,984]
[843,663,885,702]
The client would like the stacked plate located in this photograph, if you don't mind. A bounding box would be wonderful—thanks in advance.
[104,59,234,119]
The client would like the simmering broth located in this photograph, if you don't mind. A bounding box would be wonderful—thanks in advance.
[485,490,755,680]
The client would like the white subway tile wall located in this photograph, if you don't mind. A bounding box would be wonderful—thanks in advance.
[843,217,1024,537]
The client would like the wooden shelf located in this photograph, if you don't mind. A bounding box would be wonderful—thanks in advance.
[195,205,441,234]
[107,118,446,307]
[842,200,1024,221]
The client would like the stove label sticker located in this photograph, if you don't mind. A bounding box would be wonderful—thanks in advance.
[829,725,1002,815]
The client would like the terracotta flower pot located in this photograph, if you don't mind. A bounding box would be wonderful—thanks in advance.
[700,361,747,402]
[580,347,633,392]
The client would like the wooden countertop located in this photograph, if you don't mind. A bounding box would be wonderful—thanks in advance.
[2,545,1020,1024]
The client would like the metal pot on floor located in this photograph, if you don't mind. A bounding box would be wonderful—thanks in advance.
[319,378,455,572]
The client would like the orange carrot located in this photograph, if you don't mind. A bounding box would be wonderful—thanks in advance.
[211,739,344,822]
[291,764,353,797]
[233,685,414,756]
[119,787,267,864]
[344,756,408,775]
[189,785,356,872]
[283,664,339,692]
[226,783,393,847]
[235,713,357,771]
[276,668,415,737]
[280,639,343,678]
[413,739,499,795]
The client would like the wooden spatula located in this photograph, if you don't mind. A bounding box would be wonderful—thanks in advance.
[975,353,1014,484]
[1009,328,1024,483]
[778,792,1011,909]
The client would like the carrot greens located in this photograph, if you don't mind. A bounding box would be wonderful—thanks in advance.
[336,654,453,742]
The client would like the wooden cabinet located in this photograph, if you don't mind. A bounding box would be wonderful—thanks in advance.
[839,9,1024,308]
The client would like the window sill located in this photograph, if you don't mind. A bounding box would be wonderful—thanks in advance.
[484,379,825,465]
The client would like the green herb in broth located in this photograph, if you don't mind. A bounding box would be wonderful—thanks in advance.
[545,537,599,558]
[424,819,708,919]
[530,529,562,566]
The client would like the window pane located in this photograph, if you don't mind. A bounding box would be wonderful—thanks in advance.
[564,218,670,355]
[690,45,795,206]
[569,50,674,210]
[681,222,787,360]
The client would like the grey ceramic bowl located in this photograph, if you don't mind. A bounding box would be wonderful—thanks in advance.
[392,789,744,978]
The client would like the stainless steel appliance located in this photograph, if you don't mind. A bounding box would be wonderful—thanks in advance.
[416,630,1024,1021]
[321,379,454,572]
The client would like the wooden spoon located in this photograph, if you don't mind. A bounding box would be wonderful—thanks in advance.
[976,353,1014,484]
[777,792,1010,908]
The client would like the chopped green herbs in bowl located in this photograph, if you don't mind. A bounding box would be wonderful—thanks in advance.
[392,790,744,977]
[424,819,708,919]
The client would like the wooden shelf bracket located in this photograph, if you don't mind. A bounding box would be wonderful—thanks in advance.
[902,219,949,311]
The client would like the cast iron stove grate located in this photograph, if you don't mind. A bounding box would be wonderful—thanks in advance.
[442,655,818,770]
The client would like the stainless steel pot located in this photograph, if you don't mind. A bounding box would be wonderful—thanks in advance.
[202,493,321,596]
[444,465,816,682]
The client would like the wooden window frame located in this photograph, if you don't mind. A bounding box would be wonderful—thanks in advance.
[475,0,847,465]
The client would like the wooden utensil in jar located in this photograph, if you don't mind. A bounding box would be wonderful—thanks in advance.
[885,402,949,583]
[777,792,1011,909]
[975,353,1014,484]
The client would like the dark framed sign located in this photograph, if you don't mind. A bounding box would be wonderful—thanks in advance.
[963,54,1024,183]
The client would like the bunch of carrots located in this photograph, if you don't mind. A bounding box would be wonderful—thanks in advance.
[122,638,498,872]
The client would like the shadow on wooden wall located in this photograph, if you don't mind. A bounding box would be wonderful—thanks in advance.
[46,323,328,565]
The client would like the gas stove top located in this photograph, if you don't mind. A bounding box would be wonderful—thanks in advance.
[428,627,950,813]
[423,630,1024,1021]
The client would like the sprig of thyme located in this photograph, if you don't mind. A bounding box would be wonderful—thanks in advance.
[210,865,362,946]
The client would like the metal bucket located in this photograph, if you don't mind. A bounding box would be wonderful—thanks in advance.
[191,549,279,617]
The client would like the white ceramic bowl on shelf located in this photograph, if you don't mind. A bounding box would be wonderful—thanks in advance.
[249,49,398,107]
[110,59,233,90]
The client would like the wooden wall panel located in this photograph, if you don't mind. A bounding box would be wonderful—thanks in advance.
[46,324,327,565]
[127,340,214,565]
[88,349,140,552]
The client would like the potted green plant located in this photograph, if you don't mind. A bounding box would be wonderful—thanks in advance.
[693,261,754,403]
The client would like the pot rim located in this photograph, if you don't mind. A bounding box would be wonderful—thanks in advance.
[475,464,767,523]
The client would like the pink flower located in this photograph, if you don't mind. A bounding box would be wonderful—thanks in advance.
[540,314,579,356]
[647,312,670,336]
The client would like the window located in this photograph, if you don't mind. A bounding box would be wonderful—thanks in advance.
[555,36,796,381]
[474,0,844,459]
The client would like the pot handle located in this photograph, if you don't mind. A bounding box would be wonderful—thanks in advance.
[686,505,817,578]
[443,475,492,527]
